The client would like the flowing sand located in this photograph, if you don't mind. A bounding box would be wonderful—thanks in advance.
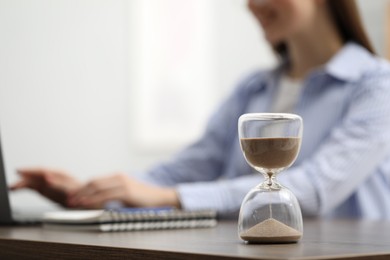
[240,218,302,243]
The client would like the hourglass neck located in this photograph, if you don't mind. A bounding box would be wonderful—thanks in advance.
[259,172,282,190]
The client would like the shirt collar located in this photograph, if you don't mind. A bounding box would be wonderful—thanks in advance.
[324,42,374,82]
[246,68,278,93]
[249,42,374,92]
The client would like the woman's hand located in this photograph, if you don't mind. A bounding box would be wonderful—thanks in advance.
[68,173,181,209]
[10,168,82,207]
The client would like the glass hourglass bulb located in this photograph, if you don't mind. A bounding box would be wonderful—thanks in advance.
[238,113,303,243]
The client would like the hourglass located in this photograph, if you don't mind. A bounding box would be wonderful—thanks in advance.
[238,113,303,243]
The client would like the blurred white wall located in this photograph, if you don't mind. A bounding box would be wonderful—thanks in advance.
[0,0,134,209]
[357,0,390,56]
[127,0,276,162]
[0,0,387,209]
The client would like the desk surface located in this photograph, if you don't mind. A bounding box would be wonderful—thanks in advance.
[0,219,390,260]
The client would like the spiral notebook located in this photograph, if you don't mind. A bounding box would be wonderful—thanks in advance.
[42,207,217,232]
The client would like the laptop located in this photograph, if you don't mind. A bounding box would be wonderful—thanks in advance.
[0,134,13,224]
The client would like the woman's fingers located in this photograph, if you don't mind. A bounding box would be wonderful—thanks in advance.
[9,179,29,190]
[9,171,45,190]
[68,173,181,209]
[74,187,125,208]
[68,174,124,206]
[16,168,48,176]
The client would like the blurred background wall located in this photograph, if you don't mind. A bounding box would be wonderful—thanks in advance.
[0,0,388,210]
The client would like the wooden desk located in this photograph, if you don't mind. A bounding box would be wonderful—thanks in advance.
[0,219,390,260]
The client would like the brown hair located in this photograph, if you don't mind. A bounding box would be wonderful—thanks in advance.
[275,0,375,57]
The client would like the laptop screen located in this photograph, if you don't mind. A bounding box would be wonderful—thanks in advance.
[0,132,13,224]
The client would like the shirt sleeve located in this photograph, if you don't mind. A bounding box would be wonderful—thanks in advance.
[176,174,259,216]
[279,71,390,217]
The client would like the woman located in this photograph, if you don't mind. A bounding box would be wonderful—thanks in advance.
[11,0,390,219]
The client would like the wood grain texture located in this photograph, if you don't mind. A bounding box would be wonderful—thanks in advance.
[1,219,390,260]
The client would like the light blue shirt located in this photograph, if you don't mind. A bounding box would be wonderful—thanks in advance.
[136,43,390,219]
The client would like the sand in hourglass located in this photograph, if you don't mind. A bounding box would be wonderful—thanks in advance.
[240,218,302,243]
[240,137,301,170]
